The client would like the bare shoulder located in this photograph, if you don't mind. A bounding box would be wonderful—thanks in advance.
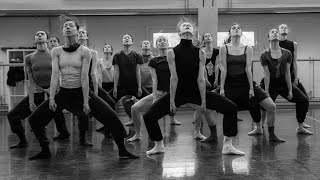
[219,45,226,52]
[51,46,62,56]
[167,49,175,58]
[81,45,91,54]
[245,45,253,52]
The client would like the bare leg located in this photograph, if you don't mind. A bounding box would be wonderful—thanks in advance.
[127,95,153,142]
[193,107,206,140]
[146,140,165,155]
[222,136,245,156]
[201,110,218,143]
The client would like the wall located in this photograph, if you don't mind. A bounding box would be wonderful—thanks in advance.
[1,13,320,103]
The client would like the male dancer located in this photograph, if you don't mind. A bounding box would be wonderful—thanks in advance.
[28,16,138,160]
[109,34,149,125]
[143,18,245,156]
[7,30,70,148]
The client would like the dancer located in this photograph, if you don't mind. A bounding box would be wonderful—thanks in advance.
[140,40,154,93]
[259,28,313,135]
[193,32,220,142]
[28,16,138,160]
[261,24,311,128]
[143,17,245,156]
[48,36,60,50]
[98,44,114,92]
[127,36,183,142]
[219,24,283,141]
[108,34,149,126]
[7,30,70,149]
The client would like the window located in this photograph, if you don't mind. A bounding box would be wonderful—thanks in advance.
[217,31,255,47]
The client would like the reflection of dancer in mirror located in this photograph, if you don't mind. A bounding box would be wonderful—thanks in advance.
[143,17,245,156]
[259,28,313,136]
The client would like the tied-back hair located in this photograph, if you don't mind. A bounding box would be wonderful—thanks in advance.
[50,35,60,44]
[59,15,80,30]
[103,43,113,55]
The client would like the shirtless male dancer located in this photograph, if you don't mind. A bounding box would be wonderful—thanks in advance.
[7,30,70,148]
[28,16,138,160]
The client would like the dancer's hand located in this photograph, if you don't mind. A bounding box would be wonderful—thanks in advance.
[137,88,142,97]
[49,99,57,112]
[43,88,50,94]
[213,80,219,88]
[200,101,207,112]
[94,89,98,95]
[220,89,225,96]
[249,89,255,99]
[293,78,299,86]
[287,91,293,100]
[170,101,176,114]
[206,80,211,88]
[113,88,117,98]
[83,104,91,115]
[29,102,37,112]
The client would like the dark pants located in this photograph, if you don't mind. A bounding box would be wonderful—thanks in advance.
[8,92,69,137]
[143,92,238,141]
[102,82,114,93]
[261,78,309,123]
[29,87,127,150]
[224,77,268,123]
[296,80,309,111]
[108,87,150,118]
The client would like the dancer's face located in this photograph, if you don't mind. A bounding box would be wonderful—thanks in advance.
[34,31,48,44]
[268,29,280,41]
[49,37,59,48]
[103,44,113,53]
[141,40,151,50]
[63,21,78,37]
[180,22,194,35]
[122,34,133,45]
[156,36,168,49]
[78,28,88,40]
[229,24,242,37]
[279,24,288,35]
[203,33,213,43]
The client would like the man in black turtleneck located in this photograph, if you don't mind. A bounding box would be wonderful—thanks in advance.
[143,18,245,156]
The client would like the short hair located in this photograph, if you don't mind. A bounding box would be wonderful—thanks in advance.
[34,30,50,40]
[176,16,198,34]
[267,28,279,39]
[49,35,60,43]
[59,15,80,30]
[122,34,133,42]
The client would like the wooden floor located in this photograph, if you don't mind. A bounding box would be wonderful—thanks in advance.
[0,108,319,180]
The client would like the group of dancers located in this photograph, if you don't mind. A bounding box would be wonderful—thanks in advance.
[7,15,313,161]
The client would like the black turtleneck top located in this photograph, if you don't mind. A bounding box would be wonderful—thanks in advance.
[173,39,200,97]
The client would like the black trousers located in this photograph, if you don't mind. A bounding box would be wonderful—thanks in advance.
[78,86,116,131]
[102,82,114,93]
[29,87,127,150]
[108,87,150,118]
[143,92,238,141]
[7,92,69,136]
[261,78,309,123]
[296,80,309,111]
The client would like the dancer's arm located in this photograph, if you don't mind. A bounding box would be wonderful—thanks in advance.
[262,66,270,96]
[149,67,158,102]
[25,55,36,110]
[198,49,206,108]
[292,42,298,85]
[81,47,92,106]
[50,48,60,101]
[90,50,99,94]
[285,62,293,99]
[168,49,178,108]
[219,46,227,95]
[245,46,254,96]
[136,64,142,96]
[214,56,220,87]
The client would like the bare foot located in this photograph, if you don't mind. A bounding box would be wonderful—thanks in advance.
[146,145,165,155]
[127,134,142,142]
[222,145,245,156]
[269,135,286,142]
[194,133,206,140]
[297,128,313,135]
[247,127,263,136]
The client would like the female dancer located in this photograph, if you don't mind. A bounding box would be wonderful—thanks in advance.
[259,28,313,135]
[220,23,283,141]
